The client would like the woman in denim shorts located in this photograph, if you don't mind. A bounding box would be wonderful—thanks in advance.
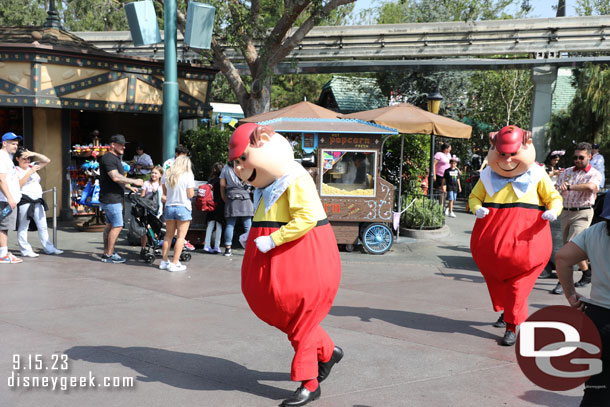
[160,155,195,272]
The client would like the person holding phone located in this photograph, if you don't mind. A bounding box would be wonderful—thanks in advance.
[14,147,63,257]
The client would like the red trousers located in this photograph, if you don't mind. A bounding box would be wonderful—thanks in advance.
[471,206,551,325]
[242,223,341,381]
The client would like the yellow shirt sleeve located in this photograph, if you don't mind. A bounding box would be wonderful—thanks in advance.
[538,173,563,214]
[468,180,486,214]
[270,175,323,246]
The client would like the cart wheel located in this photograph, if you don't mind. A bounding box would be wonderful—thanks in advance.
[180,252,192,262]
[144,253,155,264]
[344,244,354,252]
[360,223,393,255]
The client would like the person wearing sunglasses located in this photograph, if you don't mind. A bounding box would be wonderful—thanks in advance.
[552,142,603,295]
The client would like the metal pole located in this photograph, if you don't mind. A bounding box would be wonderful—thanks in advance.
[162,0,179,162]
[52,187,57,246]
[396,135,405,239]
[428,134,435,199]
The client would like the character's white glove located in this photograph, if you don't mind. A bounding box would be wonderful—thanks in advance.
[239,231,249,248]
[254,235,276,253]
[475,207,490,219]
[542,209,558,222]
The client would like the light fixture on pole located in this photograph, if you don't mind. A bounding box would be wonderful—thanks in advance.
[427,88,443,115]
[427,86,443,198]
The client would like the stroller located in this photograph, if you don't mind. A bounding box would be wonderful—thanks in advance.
[128,193,192,265]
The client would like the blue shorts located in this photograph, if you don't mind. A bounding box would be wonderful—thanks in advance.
[165,205,192,221]
[447,190,457,201]
[101,203,124,227]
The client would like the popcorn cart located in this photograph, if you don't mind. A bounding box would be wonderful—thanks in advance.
[259,118,398,254]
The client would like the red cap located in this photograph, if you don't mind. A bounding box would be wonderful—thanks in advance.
[229,123,258,161]
[494,125,525,154]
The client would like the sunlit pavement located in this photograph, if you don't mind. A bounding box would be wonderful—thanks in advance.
[0,200,584,406]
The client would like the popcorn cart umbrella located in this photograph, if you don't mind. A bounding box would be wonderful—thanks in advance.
[239,101,340,123]
[252,117,399,254]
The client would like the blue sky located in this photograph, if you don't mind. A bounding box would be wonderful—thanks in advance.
[352,0,578,19]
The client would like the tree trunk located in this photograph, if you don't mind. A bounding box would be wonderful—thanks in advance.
[245,74,272,116]
[556,0,566,17]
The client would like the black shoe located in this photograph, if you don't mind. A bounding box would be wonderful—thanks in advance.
[575,271,591,288]
[280,385,321,407]
[501,330,517,346]
[538,269,553,279]
[493,313,506,328]
[317,346,343,383]
[139,248,148,259]
[223,248,232,257]
[551,282,563,295]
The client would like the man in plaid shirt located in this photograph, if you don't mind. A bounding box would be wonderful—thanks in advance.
[551,142,603,294]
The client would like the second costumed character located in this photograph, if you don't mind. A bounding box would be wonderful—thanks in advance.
[469,125,562,346]
[228,123,343,407]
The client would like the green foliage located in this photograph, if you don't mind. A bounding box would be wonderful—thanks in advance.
[360,0,525,25]
[271,74,333,108]
[575,0,610,15]
[181,126,232,180]
[0,0,47,26]
[63,0,128,31]
[547,65,610,171]
[381,134,431,186]
[402,193,444,229]
[464,69,533,154]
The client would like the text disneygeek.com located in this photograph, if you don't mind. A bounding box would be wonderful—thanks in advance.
[8,354,134,391]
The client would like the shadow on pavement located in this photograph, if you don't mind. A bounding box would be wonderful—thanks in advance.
[518,389,581,406]
[438,255,479,271]
[329,306,498,340]
[64,345,292,398]
[435,271,486,284]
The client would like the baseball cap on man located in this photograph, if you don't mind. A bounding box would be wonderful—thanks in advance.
[110,134,128,144]
[494,126,525,154]
[229,123,258,161]
[2,132,22,142]
[592,143,600,149]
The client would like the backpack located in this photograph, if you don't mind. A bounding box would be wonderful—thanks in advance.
[195,183,216,212]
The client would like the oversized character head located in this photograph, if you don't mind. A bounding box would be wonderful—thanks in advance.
[228,123,294,188]
[487,125,535,178]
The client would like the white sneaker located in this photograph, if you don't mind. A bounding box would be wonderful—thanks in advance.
[22,252,39,258]
[449,212,456,218]
[444,208,450,216]
[45,248,63,255]
[167,262,187,272]
[159,260,170,270]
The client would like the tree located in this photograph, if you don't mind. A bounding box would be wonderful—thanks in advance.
[162,0,356,116]
[369,0,533,184]
[0,0,47,26]
[62,0,129,31]
[575,0,610,15]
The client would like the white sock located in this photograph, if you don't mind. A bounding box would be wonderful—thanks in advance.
[0,246,7,257]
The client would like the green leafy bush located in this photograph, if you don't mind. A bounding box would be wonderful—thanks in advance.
[181,126,232,180]
[401,193,445,229]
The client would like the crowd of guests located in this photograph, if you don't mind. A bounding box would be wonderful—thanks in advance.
[98,134,255,271]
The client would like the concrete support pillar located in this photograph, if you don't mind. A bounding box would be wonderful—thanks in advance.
[530,65,557,162]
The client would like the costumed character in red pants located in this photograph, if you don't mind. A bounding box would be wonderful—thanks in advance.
[228,123,342,407]
[469,125,562,346]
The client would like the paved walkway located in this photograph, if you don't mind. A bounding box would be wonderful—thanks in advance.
[0,202,585,406]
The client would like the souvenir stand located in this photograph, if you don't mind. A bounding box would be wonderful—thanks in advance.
[257,118,398,254]
[69,138,109,229]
